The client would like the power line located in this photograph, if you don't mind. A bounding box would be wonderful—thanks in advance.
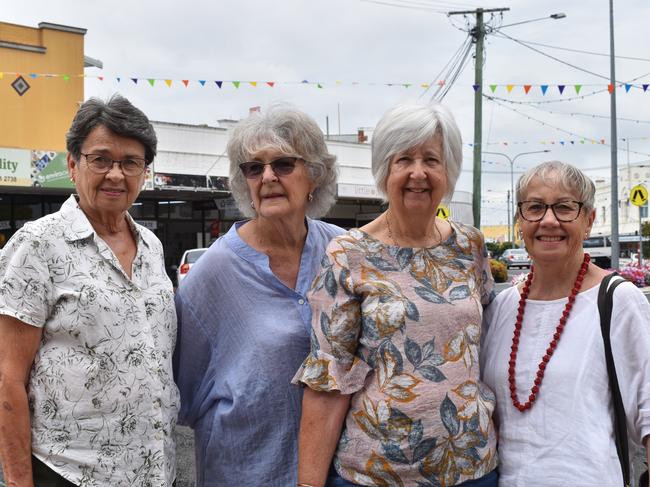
[485,97,650,158]
[489,37,650,63]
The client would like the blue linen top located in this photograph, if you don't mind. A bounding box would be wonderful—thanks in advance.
[173,218,344,486]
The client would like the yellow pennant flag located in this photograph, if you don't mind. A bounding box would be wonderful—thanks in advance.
[506,84,514,93]
[0,72,3,80]
[165,79,172,87]
[249,81,257,87]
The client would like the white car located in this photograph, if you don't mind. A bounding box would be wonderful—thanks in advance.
[176,248,208,285]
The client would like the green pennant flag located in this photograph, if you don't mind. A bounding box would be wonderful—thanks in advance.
[489,84,497,93]
[317,83,323,89]
[574,84,582,94]
[148,79,155,87]
[232,81,240,89]
[63,75,70,81]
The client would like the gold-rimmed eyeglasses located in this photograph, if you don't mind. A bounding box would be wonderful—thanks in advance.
[81,153,148,176]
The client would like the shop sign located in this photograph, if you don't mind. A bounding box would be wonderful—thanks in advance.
[0,148,32,186]
[30,151,74,188]
[154,172,229,191]
[337,183,381,200]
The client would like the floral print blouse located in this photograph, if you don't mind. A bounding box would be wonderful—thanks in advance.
[294,222,497,487]
[0,195,179,486]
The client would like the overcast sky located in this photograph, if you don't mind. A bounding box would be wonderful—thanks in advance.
[4,0,650,224]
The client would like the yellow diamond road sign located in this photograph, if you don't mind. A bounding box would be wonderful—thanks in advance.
[436,205,450,220]
[630,184,648,207]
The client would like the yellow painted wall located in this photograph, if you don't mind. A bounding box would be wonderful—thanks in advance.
[0,22,85,151]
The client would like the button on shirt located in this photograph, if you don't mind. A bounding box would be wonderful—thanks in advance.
[173,218,344,487]
[0,195,179,486]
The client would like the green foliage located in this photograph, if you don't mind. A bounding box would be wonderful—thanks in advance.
[489,259,508,283]
[486,241,515,259]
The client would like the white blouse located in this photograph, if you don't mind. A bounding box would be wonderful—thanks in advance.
[481,282,650,487]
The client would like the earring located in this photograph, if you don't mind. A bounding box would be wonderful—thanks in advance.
[250,201,255,209]
[308,193,313,202]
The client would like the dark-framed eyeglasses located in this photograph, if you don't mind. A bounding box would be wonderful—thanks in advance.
[81,153,148,176]
[238,157,301,179]
[518,200,584,223]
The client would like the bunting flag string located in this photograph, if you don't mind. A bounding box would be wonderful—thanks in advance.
[1,71,649,94]
[486,97,650,158]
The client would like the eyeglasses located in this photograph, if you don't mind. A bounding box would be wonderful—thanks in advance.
[81,153,148,176]
[238,157,300,179]
[518,200,584,222]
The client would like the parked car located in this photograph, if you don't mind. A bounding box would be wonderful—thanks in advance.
[176,248,208,285]
[499,248,531,269]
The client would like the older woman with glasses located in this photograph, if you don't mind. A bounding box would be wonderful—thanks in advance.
[481,161,650,486]
[0,95,178,486]
[294,102,498,487]
[173,104,344,486]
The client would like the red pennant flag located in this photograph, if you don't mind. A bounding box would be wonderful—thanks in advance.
[523,85,531,94]
[608,84,614,93]
[266,81,275,87]
[182,80,189,87]
[98,76,104,81]
[600,139,605,144]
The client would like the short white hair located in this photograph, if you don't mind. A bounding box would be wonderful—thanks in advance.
[227,104,338,218]
[516,160,596,211]
[371,102,463,200]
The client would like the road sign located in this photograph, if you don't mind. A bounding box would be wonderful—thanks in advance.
[630,184,648,207]
[436,205,450,220]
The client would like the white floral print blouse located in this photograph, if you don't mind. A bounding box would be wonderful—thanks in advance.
[294,223,497,487]
[0,195,179,486]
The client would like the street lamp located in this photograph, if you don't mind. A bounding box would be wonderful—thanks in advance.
[493,12,567,30]
[483,149,551,247]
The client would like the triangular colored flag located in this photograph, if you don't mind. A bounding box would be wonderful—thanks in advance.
[62,75,70,81]
[643,84,649,92]
[335,80,342,85]
[403,84,411,88]
[489,84,497,93]
[301,80,309,84]
[541,85,548,95]
[165,79,172,88]
[437,80,445,86]
[601,139,605,144]
[147,79,155,87]
[116,77,121,83]
[317,83,323,89]
[182,80,189,87]
[506,84,514,93]
[560,141,565,145]
[199,80,206,86]
[580,140,585,144]
[131,78,138,84]
[574,84,582,94]
[266,81,275,87]
[625,84,631,92]
[29,73,38,79]
[523,85,531,94]
[570,140,575,144]
[0,72,3,80]
[232,81,240,89]
[558,85,565,94]
[472,84,480,92]
[98,76,104,81]
[249,81,257,87]
[421,83,430,88]
[215,81,223,88]
[608,84,614,93]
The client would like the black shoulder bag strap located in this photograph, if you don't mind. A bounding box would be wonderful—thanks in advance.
[597,273,630,487]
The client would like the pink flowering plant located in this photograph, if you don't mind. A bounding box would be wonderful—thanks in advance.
[617,262,650,288]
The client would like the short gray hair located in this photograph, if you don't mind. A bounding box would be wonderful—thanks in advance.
[227,104,338,218]
[516,160,595,211]
[66,94,157,163]
[371,102,462,200]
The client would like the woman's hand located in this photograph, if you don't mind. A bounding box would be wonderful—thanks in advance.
[297,388,352,487]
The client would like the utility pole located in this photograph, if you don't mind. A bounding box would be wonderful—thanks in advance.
[609,0,620,270]
[448,8,509,228]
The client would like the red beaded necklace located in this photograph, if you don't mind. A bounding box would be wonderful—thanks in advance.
[508,252,590,412]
